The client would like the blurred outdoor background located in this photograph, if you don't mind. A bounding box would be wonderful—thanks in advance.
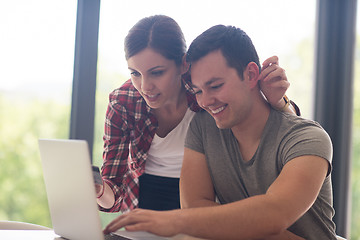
[0,0,359,238]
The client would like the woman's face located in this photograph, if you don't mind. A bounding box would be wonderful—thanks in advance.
[127,48,187,109]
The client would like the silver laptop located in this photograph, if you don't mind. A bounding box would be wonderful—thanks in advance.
[38,139,128,240]
[39,139,170,240]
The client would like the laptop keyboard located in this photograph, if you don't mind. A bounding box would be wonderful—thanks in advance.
[105,234,132,240]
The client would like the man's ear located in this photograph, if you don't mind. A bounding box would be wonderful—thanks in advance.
[244,62,260,89]
[181,54,190,75]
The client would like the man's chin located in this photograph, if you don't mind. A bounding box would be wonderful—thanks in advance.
[215,121,229,129]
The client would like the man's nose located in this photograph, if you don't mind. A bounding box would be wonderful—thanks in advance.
[198,91,215,109]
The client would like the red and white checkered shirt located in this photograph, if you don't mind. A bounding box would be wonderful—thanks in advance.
[100,78,201,212]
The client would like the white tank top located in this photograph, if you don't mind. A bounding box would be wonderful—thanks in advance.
[145,108,195,178]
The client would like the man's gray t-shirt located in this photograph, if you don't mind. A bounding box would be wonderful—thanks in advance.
[185,108,336,240]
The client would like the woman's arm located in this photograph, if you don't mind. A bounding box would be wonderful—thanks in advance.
[96,98,132,211]
[259,56,300,115]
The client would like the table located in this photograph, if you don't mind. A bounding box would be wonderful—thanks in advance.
[0,230,205,240]
[0,230,61,240]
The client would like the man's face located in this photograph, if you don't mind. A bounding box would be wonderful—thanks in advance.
[190,50,254,129]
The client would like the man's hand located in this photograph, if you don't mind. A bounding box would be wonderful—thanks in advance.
[103,208,182,237]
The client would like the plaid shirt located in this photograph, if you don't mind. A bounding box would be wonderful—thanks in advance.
[100,78,201,212]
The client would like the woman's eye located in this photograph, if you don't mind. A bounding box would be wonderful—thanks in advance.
[131,71,140,77]
[151,70,164,76]
[194,90,202,95]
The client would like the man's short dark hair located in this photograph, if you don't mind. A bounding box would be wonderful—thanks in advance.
[186,25,261,79]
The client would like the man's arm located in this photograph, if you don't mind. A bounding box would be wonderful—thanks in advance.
[180,148,218,208]
[104,155,327,240]
[178,154,328,239]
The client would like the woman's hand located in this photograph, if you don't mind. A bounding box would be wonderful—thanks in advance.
[95,183,104,198]
[258,56,289,109]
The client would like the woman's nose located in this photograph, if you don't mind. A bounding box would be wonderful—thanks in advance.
[141,77,154,92]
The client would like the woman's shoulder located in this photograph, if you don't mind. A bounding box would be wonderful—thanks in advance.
[108,79,144,107]
[110,79,140,99]
[107,79,153,122]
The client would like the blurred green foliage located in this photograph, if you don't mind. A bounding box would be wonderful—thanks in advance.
[350,36,360,240]
[0,96,70,227]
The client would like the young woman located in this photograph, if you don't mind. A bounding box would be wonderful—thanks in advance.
[95,15,298,212]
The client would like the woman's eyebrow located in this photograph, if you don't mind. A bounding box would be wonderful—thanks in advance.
[128,65,165,72]
[147,66,165,72]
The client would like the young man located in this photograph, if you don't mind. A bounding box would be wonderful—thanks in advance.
[104,25,336,240]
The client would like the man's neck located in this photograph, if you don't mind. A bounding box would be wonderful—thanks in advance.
[231,95,270,161]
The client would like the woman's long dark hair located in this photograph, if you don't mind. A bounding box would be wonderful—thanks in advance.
[124,15,186,66]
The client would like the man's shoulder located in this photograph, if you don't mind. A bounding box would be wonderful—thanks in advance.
[271,109,332,146]
[273,109,324,130]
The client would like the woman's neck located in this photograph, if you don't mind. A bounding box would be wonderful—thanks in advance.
[154,85,188,138]
[159,83,187,114]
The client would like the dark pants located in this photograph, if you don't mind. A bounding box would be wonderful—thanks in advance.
[138,173,180,211]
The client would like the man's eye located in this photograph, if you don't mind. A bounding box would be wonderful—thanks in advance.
[211,83,224,89]
[194,90,202,95]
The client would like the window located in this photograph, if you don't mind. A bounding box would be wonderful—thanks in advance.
[0,0,77,227]
[5,2,357,237]
[350,2,360,238]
